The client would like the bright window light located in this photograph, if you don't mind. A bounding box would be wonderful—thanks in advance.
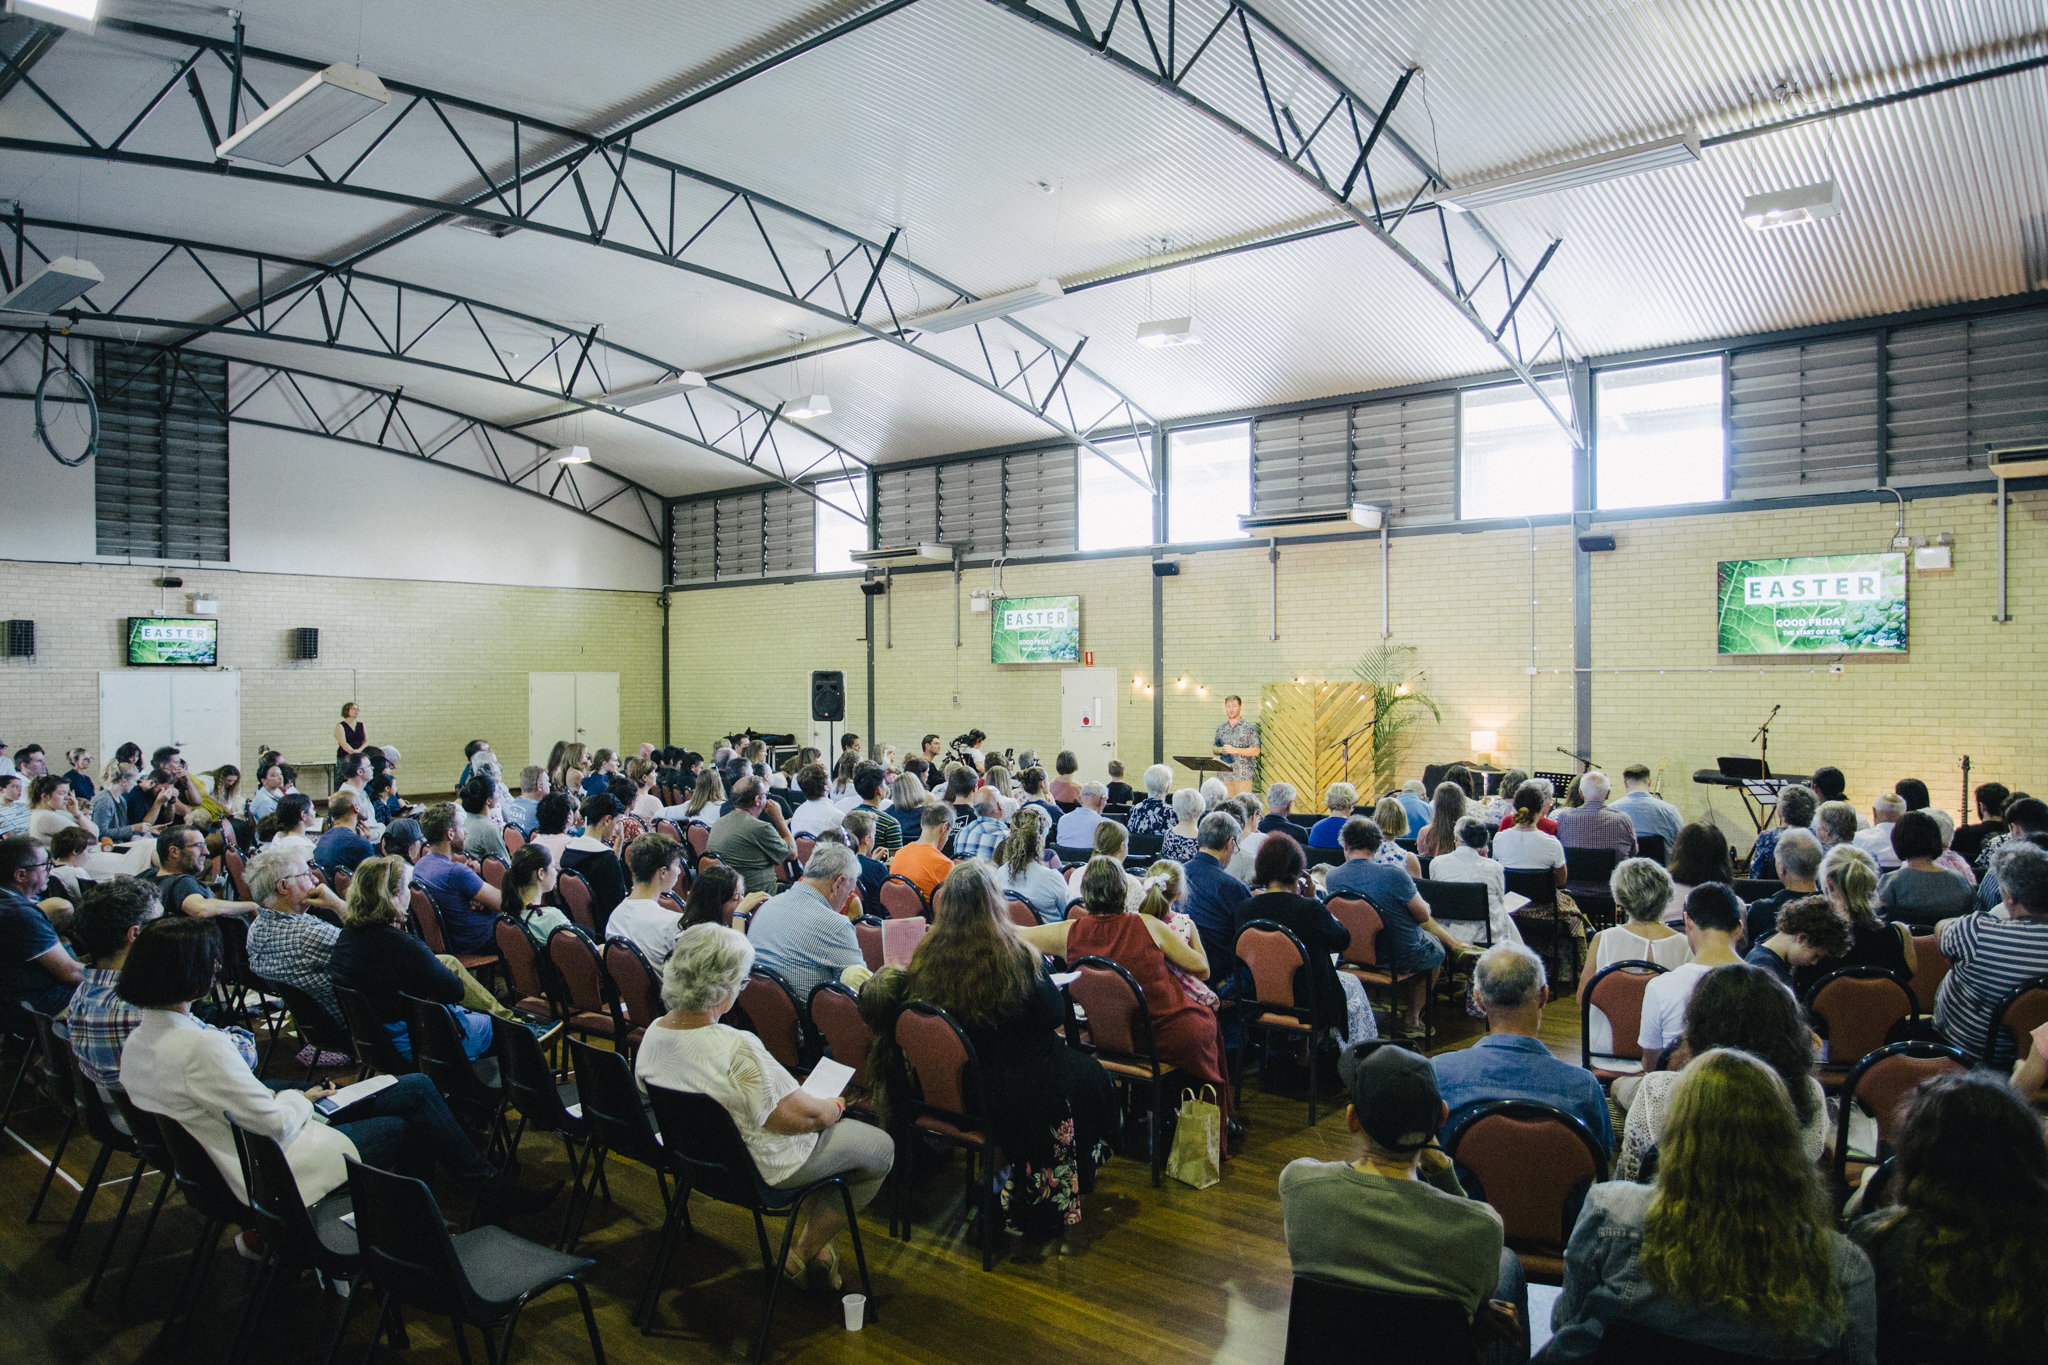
[1595,357,1726,509]
[1168,423,1251,543]
[1078,439,1153,551]
[1459,379,1574,520]
[813,478,867,574]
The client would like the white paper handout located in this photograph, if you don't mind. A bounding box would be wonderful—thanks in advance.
[802,1057,856,1100]
[314,1072,398,1115]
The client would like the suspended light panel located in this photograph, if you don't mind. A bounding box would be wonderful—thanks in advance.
[6,0,97,33]
[215,63,391,165]
[787,395,833,420]
[1136,317,1200,348]
[1740,180,1843,231]
[1436,129,1701,212]
[557,445,592,465]
[910,277,1065,333]
[0,256,103,314]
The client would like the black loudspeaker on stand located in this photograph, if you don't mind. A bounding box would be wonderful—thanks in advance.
[811,670,845,723]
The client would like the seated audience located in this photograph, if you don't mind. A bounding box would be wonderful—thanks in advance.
[1609,765,1682,847]
[1427,815,1525,948]
[605,834,687,966]
[143,825,258,919]
[851,763,903,853]
[270,792,316,846]
[381,816,423,864]
[939,764,979,831]
[1800,843,1911,997]
[333,753,385,842]
[555,791,627,930]
[27,775,97,846]
[120,914,552,1223]
[1236,832,1373,1043]
[458,776,508,863]
[1048,750,1083,806]
[888,804,954,902]
[1258,781,1304,836]
[1104,760,1132,807]
[1547,1049,1872,1361]
[1849,1071,2048,1361]
[991,808,1069,924]
[502,766,545,831]
[1580,857,1689,1056]
[625,758,662,821]
[1922,808,1976,886]
[1935,841,2048,1064]
[412,802,501,952]
[1014,767,1061,829]
[746,842,864,998]
[1664,821,1735,924]
[91,763,156,843]
[1875,810,1975,927]
[1181,812,1252,998]
[1065,818,1141,906]
[1493,785,1568,885]
[681,863,766,931]
[1551,769,1635,862]
[1328,816,1478,1038]
[246,761,288,824]
[1815,798,1861,850]
[708,777,793,899]
[1127,764,1177,838]
[1952,782,2009,869]
[883,772,930,842]
[1810,764,1849,807]
[1280,1043,1527,1365]
[1743,827,1824,946]
[313,791,377,875]
[1366,797,1424,880]
[1742,893,1852,993]
[1854,792,1906,870]
[788,763,842,839]
[860,862,1114,1230]
[1434,944,1611,1156]
[681,770,723,827]
[1635,882,1744,1069]
[1894,777,1930,813]
[45,827,95,906]
[957,787,1013,862]
[1161,787,1206,864]
[502,842,570,949]
[828,810,890,918]
[1975,796,2048,911]
[1307,783,1358,849]
[1055,782,1108,849]
[1747,784,1817,879]
[65,879,207,1097]
[330,856,509,1060]
[0,774,30,839]
[581,748,620,797]
[639,922,892,1284]
[1495,778,1558,836]
[245,843,349,1038]
[1395,778,1434,835]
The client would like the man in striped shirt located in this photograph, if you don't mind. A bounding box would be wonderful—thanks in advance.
[1935,840,2048,1065]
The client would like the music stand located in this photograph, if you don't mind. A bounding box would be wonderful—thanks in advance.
[1175,756,1236,779]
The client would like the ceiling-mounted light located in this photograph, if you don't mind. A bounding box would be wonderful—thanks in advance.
[0,256,103,314]
[557,445,592,465]
[215,62,390,165]
[786,394,833,420]
[910,277,1066,333]
[600,372,707,409]
[1436,128,1701,212]
[452,217,520,239]
[1136,316,1200,348]
[6,0,97,33]
[1740,180,1843,231]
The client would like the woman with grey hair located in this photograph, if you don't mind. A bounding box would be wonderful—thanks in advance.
[1199,777,1231,810]
[1425,815,1524,950]
[1161,788,1205,865]
[1580,856,1689,1056]
[1126,763,1177,838]
[636,923,893,1291]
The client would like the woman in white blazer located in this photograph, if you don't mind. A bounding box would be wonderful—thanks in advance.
[117,917,555,1220]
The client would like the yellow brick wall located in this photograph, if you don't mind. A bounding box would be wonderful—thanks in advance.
[0,560,661,790]
[668,487,2041,828]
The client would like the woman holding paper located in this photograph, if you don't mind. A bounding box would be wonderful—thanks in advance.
[638,923,893,1292]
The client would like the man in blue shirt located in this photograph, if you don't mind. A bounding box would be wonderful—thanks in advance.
[1608,765,1683,850]
[1325,817,1476,1038]
[0,836,81,1028]
[747,841,864,999]
[1432,943,1614,1157]
[412,803,501,954]
[1396,781,1433,839]
[1183,812,1251,1006]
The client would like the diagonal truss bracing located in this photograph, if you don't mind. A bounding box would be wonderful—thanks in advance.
[0,323,663,543]
[0,16,1159,488]
[980,0,1583,441]
[1,214,871,515]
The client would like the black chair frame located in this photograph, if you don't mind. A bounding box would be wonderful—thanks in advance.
[1983,972,2048,1070]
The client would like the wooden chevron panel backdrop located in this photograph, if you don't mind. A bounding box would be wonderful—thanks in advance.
[1258,681,1378,816]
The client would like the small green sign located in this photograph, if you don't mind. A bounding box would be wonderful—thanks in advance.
[1715,553,1907,655]
[990,595,1081,664]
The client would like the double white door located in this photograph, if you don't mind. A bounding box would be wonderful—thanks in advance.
[528,672,620,768]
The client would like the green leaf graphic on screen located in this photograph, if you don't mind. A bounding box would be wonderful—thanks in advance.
[1716,554,1907,655]
[991,595,1081,664]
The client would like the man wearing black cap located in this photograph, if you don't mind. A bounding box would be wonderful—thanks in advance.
[1279,1042,1528,1362]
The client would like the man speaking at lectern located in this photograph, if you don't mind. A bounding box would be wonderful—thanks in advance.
[1214,695,1260,797]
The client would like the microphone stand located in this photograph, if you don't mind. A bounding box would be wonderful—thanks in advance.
[1752,705,1780,778]
[1554,747,1594,772]
[1338,719,1377,788]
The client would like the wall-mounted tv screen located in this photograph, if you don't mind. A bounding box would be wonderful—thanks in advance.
[991,595,1081,664]
[127,617,219,666]
[1716,552,1907,655]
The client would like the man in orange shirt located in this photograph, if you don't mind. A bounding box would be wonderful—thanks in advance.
[889,804,955,901]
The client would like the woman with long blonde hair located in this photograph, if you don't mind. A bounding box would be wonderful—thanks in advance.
[683,769,723,824]
[990,807,1068,923]
[1805,842,1910,991]
[857,862,1115,1232]
[1547,1048,1872,1360]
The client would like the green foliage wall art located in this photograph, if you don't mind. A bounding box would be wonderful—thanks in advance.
[1716,553,1908,655]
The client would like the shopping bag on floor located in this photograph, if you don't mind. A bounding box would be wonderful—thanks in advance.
[1166,1085,1221,1189]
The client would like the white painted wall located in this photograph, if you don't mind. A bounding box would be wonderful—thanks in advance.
[0,398,661,591]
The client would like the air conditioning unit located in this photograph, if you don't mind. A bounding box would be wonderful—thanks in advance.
[1237,504,1384,537]
[848,543,956,566]
[1988,444,2048,480]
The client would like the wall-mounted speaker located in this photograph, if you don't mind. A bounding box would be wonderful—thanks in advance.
[4,620,33,658]
[291,627,320,660]
[1577,534,1617,553]
[810,669,846,723]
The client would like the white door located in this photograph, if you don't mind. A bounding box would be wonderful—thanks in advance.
[529,672,621,767]
[1060,667,1118,783]
[99,670,241,774]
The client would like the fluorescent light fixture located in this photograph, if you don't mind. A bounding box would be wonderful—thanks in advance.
[1136,317,1201,348]
[6,0,97,33]
[786,394,832,420]
[215,62,390,166]
[1436,128,1701,212]
[909,277,1065,333]
[557,445,592,465]
[1237,503,1383,537]
[1740,180,1843,231]
[600,372,707,408]
[452,217,519,239]
[849,543,955,566]
[1,256,103,314]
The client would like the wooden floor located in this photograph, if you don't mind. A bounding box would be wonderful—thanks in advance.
[0,996,1584,1365]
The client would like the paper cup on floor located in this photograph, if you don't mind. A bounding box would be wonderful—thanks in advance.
[842,1294,866,1331]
